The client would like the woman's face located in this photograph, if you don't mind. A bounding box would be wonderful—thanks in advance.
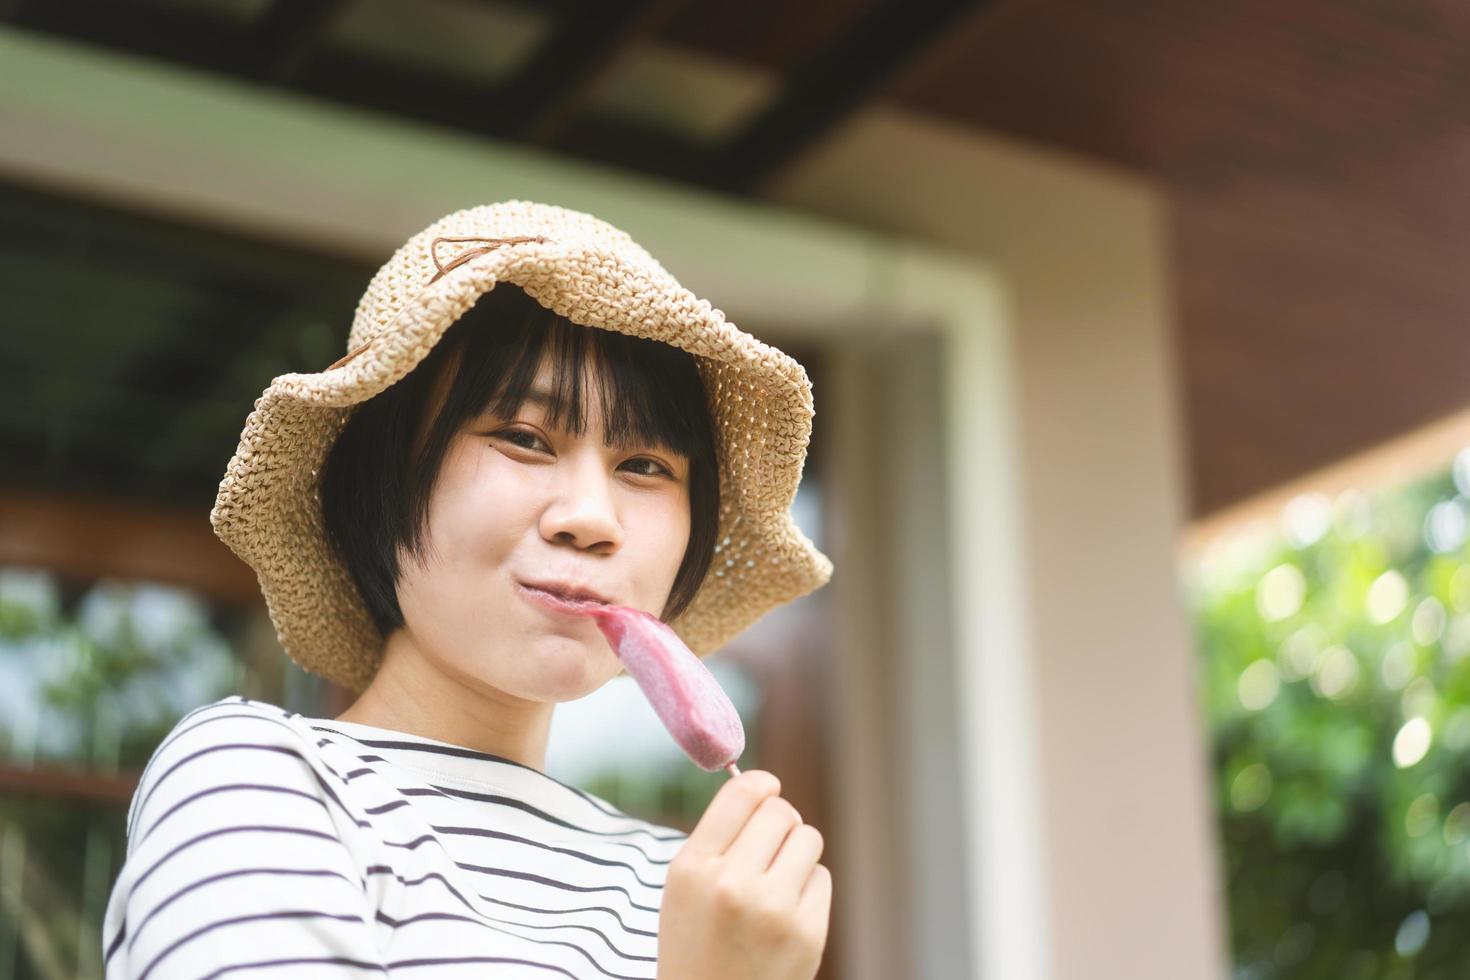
[392,354,692,703]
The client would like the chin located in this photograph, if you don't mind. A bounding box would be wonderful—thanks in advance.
[525,634,611,699]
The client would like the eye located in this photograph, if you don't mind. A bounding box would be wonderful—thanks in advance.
[494,428,550,453]
[621,456,674,479]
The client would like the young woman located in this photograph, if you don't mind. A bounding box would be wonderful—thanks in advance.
[101,202,835,979]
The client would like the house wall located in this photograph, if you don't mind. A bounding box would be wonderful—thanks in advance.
[771,108,1229,980]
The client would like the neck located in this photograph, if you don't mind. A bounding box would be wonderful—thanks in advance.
[334,629,555,771]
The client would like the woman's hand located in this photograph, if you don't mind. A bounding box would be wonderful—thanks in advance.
[656,770,832,980]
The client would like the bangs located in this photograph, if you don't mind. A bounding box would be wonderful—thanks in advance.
[450,301,710,458]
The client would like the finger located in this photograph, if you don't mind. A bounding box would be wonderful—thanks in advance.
[684,770,781,857]
[723,794,802,874]
[766,823,824,902]
[797,863,833,943]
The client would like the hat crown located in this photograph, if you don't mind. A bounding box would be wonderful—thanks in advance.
[348,200,670,351]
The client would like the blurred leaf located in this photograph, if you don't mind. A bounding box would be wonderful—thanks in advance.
[1193,467,1470,978]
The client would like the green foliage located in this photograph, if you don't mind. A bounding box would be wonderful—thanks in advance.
[1189,468,1470,979]
[0,572,239,769]
[582,761,737,833]
[0,572,242,979]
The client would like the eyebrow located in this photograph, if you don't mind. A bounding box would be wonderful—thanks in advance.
[496,382,557,414]
[499,382,581,427]
[499,381,683,457]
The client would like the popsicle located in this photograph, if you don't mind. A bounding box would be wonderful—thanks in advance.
[576,604,745,776]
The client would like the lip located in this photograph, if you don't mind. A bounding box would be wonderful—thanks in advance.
[520,579,614,605]
[517,581,614,618]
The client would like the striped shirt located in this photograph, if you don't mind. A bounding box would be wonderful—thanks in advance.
[102,695,689,978]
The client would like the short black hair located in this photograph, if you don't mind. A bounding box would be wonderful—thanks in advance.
[320,284,721,640]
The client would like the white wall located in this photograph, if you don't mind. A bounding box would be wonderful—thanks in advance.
[770,108,1229,980]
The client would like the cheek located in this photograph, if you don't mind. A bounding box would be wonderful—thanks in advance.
[402,444,532,602]
[427,442,533,548]
[630,491,693,590]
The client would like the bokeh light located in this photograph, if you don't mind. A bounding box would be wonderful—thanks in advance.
[1367,570,1409,624]
[1394,910,1430,958]
[1238,659,1282,711]
[1393,717,1432,769]
[1257,564,1306,622]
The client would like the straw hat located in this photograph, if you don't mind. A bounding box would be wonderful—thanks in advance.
[211,201,833,694]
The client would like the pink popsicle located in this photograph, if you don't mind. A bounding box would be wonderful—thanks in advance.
[578,604,745,776]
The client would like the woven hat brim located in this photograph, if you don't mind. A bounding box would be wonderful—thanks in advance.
[212,242,832,693]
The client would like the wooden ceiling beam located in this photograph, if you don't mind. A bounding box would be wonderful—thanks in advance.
[2,1,498,133]
[707,0,987,195]
[3,0,988,204]
[249,0,355,85]
[4,0,245,74]
[0,0,699,194]
[493,0,687,146]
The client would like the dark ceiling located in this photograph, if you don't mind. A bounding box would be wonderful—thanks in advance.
[4,0,1467,516]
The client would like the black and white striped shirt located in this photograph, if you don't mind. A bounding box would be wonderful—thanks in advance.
[102,695,689,978]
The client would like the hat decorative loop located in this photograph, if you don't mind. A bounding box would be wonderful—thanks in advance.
[428,235,550,284]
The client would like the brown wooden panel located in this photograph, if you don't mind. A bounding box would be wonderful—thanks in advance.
[1173,166,1470,513]
[0,762,140,806]
[874,0,1470,514]
[0,486,259,603]
[879,0,1468,180]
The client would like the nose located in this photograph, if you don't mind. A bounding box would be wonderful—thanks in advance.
[539,451,624,553]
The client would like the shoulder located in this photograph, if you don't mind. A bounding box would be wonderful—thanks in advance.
[105,699,385,978]
[145,695,307,751]
[134,696,318,787]
[125,696,341,844]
